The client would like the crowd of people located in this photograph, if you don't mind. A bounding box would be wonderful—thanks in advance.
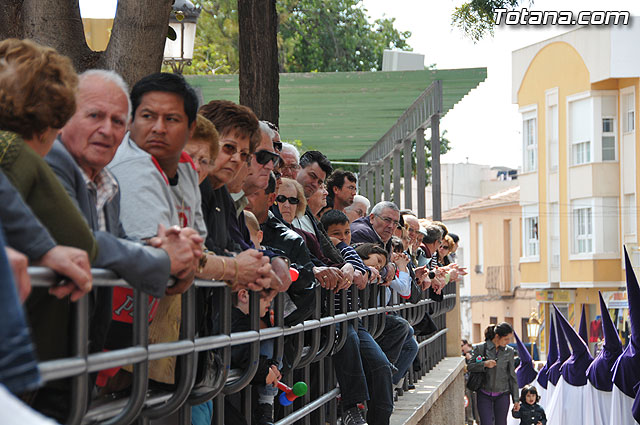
[0,38,467,425]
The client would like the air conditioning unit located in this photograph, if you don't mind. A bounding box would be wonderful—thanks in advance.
[474,264,483,274]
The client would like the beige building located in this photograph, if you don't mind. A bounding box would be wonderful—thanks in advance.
[443,186,537,345]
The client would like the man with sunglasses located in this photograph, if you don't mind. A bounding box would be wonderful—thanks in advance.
[242,121,280,197]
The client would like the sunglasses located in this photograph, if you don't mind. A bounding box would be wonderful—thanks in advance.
[254,149,281,167]
[276,195,300,205]
[221,143,251,164]
[273,141,282,152]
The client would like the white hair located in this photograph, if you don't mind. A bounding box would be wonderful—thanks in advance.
[370,201,399,216]
[79,69,132,119]
[281,142,300,162]
[350,194,371,213]
[259,120,276,139]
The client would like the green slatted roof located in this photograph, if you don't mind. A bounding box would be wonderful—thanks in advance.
[187,67,486,161]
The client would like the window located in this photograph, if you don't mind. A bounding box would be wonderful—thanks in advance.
[602,118,616,161]
[569,98,592,165]
[476,223,484,273]
[523,116,537,172]
[625,93,635,133]
[522,205,539,258]
[548,104,559,171]
[574,206,593,254]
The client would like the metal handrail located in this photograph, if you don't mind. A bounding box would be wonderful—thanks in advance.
[26,267,456,424]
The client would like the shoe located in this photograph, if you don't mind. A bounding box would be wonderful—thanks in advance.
[342,406,368,425]
[254,403,274,425]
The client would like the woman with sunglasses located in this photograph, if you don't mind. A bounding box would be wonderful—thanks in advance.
[436,234,455,267]
[277,178,333,266]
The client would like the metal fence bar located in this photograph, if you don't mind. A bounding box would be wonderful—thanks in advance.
[26,268,456,424]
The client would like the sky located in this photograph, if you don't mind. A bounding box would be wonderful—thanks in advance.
[80,0,640,169]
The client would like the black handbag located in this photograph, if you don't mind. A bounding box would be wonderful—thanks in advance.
[466,342,487,392]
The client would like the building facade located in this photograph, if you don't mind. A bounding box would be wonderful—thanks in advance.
[512,25,639,354]
[443,187,537,346]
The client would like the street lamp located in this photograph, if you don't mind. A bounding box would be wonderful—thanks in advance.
[526,310,541,358]
[163,0,201,74]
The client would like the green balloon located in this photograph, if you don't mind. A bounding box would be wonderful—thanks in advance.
[292,382,308,396]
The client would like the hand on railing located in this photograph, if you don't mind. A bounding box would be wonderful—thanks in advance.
[313,266,343,291]
[6,247,30,302]
[35,245,92,301]
[353,269,367,290]
[269,257,292,292]
[337,263,355,292]
[149,224,203,278]
[234,249,272,291]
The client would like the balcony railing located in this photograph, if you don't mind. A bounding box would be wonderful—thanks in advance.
[27,267,457,424]
[485,265,518,295]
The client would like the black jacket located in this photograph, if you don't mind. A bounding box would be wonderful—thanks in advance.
[512,402,546,425]
[261,211,317,325]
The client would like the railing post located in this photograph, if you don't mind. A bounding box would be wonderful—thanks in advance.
[393,144,402,207]
[416,127,426,218]
[403,139,412,210]
[383,156,391,201]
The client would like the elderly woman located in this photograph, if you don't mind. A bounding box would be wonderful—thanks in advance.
[0,38,98,421]
[185,114,219,184]
[276,177,307,225]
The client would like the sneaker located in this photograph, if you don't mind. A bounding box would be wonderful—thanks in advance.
[342,406,368,425]
[254,403,274,425]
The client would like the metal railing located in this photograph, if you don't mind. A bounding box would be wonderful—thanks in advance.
[28,267,456,424]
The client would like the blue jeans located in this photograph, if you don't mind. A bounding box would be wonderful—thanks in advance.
[375,314,411,366]
[333,321,393,425]
[0,227,41,394]
[392,325,418,385]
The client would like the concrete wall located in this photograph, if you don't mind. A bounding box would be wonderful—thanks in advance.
[417,368,465,425]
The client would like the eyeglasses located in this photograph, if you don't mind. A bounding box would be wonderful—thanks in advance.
[221,143,251,164]
[187,154,211,167]
[254,150,281,167]
[281,163,300,172]
[276,195,300,205]
[273,141,282,152]
[375,214,400,227]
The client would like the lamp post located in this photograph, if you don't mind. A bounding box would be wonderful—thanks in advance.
[526,310,541,358]
[163,0,201,74]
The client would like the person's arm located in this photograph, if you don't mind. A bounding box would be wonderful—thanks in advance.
[509,349,520,403]
[390,271,412,298]
[0,170,55,259]
[466,343,488,373]
[511,407,522,418]
[539,405,547,424]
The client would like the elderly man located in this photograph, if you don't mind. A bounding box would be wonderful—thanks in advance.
[279,142,300,179]
[242,121,280,197]
[326,170,357,212]
[48,70,199,299]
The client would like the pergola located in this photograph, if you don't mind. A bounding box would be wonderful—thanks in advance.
[187,67,486,217]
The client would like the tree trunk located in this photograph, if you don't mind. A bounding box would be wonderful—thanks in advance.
[0,0,173,87]
[100,0,174,86]
[238,0,279,125]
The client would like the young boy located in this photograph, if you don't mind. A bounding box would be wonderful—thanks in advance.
[244,210,264,250]
[321,209,372,289]
[231,287,280,424]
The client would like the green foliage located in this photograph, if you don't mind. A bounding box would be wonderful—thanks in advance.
[452,0,523,42]
[278,0,412,72]
[183,0,239,75]
[185,0,412,75]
